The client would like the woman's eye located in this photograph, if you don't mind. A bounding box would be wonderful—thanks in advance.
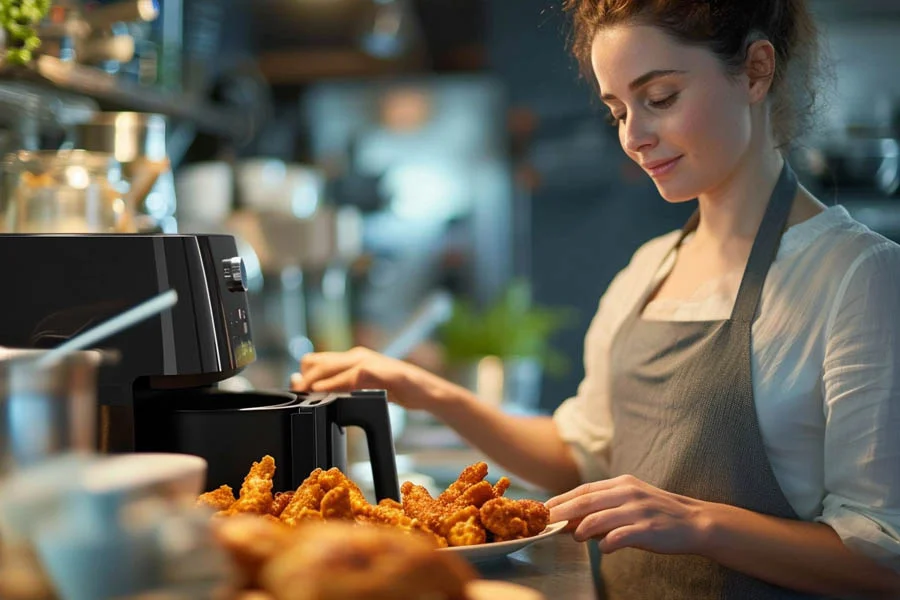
[649,93,679,110]
[606,111,625,126]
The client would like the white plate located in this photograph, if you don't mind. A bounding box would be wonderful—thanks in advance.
[438,520,568,562]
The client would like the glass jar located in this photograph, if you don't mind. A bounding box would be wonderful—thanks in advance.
[0,150,131,234]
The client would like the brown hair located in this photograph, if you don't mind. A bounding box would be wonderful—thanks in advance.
[563,0,823,145]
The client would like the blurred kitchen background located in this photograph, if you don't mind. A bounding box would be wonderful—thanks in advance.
[2,0,900,453]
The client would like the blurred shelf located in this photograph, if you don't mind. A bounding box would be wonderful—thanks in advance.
[0,55,252,140]
[257,48,427,85]
[812,0,900,19]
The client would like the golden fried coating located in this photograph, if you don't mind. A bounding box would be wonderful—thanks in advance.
[400,481,448,532]
[437,462,488,505]
[480,497,549,542]
[451,480,495,509]
[320,486,355,521]
[270,491,294,517]
[213,515,297,588]
[353,498,447,548]
[220,456,276,516]
[258,522,475,600]
[442,505,486,547]
[197,485,236,512]
[492,476,511,498]
[204,458,548,556]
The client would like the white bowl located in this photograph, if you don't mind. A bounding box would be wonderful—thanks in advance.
[83,453,208,501]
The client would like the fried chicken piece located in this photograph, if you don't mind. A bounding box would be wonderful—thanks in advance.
[318,468,366,502]
[280,470,326,524]
[451,480,495,509]
[270,491,294,517]
[437,462,488,505]
[197,485,236,512]
[212,515,296,588]
[492,476,511,498]
[401,481,450,532]
[280,507,324,527]
[401,482,487,546]
[259,522,475,600]
[220,456,276,516]
[377,497,403,511]
[320,486,355,521]
[480,497,550,541]
[442,505,487,547]
[354,498,448,548]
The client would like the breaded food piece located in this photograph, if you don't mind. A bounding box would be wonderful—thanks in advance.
[451,480,495,509]
[320,486,354,521]
[220,456,276,516]
[442,505,487,547]
[197,485,236,512]
[437,462,488,505]
[259,522,475,600]
[480,497,549,542]
[270,491,294,517]
[212,515,297,588]
[353,499,448,548]
[492,476,511,498]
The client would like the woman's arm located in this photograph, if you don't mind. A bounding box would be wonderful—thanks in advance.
[700,502,900,599]
[293,347,581,493]
[428,381,582,494]
[547,477,900,599]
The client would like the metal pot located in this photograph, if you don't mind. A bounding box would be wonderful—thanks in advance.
[0,350,103,477]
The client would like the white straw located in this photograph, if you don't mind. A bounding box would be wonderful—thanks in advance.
[36,289,179,368]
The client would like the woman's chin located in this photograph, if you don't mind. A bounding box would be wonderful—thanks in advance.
[655,182,699,204]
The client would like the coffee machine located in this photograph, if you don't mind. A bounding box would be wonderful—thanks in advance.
[0,233,400,500]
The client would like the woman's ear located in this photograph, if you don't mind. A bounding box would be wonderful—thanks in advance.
[745,39,776,104]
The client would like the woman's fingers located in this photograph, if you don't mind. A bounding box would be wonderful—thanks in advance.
[598,523,650,554]
[572,505,639,543]
[299,351,362,385]
[309,368,362,393]
[548,484,639,525]
[546,475,642,509]
[290,372,306,391]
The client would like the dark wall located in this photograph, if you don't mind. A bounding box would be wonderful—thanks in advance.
[486,1,693,411]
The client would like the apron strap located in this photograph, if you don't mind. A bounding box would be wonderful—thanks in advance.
[730,161,798,323]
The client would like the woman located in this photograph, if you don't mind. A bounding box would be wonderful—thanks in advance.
[291,0,900,597]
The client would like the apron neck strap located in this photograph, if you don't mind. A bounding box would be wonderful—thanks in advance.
[730,160,798,323]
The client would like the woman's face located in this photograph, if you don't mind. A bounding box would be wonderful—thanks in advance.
[591,24,755,202]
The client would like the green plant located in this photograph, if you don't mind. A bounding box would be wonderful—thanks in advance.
[0,0,51,65]
[438,279,576,375]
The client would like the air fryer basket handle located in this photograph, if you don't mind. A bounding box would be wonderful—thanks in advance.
[334,395,400,501]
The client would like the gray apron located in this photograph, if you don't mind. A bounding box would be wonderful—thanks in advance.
[593,163,830,599]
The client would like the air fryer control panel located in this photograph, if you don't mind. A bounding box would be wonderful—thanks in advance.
[199,236,256,370]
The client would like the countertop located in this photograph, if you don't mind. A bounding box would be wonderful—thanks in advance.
[476,532,597,600]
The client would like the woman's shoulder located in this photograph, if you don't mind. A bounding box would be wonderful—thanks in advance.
[782,204,900,268]
[628,229,683,270]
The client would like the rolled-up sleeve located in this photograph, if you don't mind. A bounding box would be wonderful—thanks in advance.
[818,242,900,572]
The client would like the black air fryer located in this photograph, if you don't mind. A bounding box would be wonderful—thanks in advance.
[0,233,400,500]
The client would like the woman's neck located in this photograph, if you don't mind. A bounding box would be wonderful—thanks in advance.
[693,143,785,251]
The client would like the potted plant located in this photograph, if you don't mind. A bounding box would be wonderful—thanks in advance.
[438,279,575,413]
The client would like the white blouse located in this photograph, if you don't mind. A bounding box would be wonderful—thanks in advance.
[553,205,900,571]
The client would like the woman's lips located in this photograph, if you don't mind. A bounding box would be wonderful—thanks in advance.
[643,156,682,178]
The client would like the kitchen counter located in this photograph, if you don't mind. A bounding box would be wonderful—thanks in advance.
[476,532,597,599]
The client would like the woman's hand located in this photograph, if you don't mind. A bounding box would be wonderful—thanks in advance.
[545,474,710,555]
[290,346,442,411]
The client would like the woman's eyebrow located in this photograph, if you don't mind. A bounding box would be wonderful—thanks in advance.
[600,69,687,101]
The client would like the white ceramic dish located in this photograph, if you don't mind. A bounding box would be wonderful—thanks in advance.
[438,520,568,562]
[83,453,207,500]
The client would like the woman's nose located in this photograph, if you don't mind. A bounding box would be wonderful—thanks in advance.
[621,115,658,154]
